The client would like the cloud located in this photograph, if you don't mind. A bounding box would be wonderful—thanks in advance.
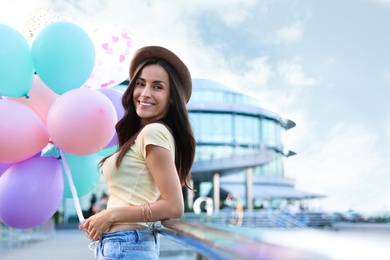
[274,22,305,44]
[243,56,272,86]
[371,0,390,6]
[287,122,390,213]
[181,0,257,27]
[277,60,317,87]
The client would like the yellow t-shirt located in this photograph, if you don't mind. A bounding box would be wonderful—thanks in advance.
[102,123,175,213]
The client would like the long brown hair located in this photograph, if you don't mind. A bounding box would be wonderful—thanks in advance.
[99,58,196,189]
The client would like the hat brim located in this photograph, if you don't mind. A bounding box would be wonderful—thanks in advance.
[129,46,192,103]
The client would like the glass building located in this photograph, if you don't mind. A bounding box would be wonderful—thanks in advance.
[187,78,322,211]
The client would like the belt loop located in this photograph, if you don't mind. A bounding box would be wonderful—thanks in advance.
[134,229,141,244]
[151,222,161,244]
[152,230,157,244]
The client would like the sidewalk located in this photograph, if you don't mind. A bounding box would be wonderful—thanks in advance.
[0,229,95,260]
[0,228,194,260]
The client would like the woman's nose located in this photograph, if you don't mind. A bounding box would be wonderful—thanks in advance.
[141,86,151,97]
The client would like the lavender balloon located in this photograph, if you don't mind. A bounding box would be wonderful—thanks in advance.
[0,162,12,177]
[0,156,63,229]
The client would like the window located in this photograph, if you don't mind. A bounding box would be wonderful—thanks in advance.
[261,118,284,149]
[190,112,233,143]
[234,114,259,144]
[262,153,284,176]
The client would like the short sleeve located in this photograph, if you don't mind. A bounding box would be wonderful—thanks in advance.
[138,123,175,159]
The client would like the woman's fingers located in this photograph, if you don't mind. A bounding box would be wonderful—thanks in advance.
[78,222,83,231]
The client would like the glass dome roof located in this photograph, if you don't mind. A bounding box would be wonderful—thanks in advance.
[189,78,295,130]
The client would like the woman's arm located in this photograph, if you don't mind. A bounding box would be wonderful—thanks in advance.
[81,144,184,240]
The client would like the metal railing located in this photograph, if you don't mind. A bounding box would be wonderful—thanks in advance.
[180,210,307,228]
[0,220,55,256]
[159,219,326,260]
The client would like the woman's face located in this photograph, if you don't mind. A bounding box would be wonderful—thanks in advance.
[133,64,171,127]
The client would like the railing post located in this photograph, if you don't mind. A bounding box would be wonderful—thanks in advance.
[213,172,220,213]
[245,167,253,211]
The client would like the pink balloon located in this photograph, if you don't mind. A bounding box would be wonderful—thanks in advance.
[0,100,49,164]
[0,156,63,229]
[47,88,117,155]
[9,75,59,125]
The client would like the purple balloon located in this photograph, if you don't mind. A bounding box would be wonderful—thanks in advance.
[97,88,124,148]
[0,151,42,178]
[0,156,63,229]
[0,162,12,177]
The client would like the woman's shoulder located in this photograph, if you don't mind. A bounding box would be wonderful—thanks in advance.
[138,123,175,152]
[140,122,173,138]
[143,122,170,132]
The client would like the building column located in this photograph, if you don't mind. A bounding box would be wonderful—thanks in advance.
[213,172,220,213]
[187,179,194,210]
[245,167,253,211]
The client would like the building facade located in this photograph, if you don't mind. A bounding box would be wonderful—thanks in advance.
[187,78,321,211]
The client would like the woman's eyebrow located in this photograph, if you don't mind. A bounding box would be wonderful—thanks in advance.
[137,77,166,84]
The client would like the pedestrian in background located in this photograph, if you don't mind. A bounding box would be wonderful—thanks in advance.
[92,193,108,214]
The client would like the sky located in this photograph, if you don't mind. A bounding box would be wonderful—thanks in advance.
[1,0,390,214]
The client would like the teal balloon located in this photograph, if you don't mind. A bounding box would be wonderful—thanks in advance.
[0,24,34,97]
[98,145,118,157]
[61,152,101,198]
[32,21,95,94]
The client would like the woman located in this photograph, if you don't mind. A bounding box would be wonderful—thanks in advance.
[80,46,196,259]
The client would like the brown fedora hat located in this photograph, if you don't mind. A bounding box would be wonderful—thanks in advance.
[129,46,192,103]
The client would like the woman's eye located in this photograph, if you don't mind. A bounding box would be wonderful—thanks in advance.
[154,85,163,90]
[136,82,144,87]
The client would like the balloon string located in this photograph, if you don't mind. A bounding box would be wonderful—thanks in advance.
[59,149,85,223]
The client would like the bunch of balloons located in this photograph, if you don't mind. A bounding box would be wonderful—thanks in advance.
[0,21,127,229]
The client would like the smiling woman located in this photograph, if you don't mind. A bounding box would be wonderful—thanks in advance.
[80,46,196,259]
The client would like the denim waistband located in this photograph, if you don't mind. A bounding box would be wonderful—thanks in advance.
[101,229,156,242]
[89,228,159,252]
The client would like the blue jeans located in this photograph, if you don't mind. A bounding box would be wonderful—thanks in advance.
[94,229,160,259]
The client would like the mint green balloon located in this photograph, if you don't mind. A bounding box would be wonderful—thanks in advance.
[0,24,34,97]
[32,21,95,94]
[61,152,101,198]
[98,145,118,157]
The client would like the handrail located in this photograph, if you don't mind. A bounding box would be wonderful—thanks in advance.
[159,219,326,260]
[0,220,55,256]
[180,211,307,228]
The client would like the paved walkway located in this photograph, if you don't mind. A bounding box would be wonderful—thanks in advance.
[0,230,95,260]
[0,229,194,260]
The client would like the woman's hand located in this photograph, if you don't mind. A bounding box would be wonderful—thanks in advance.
[80,210,112,241]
